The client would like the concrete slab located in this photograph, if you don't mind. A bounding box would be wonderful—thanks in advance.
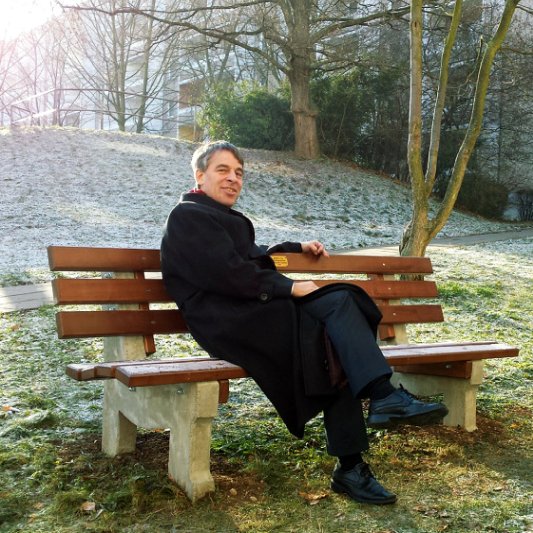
[0,283,54,312]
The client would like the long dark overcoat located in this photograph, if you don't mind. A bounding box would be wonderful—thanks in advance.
[161,192,382,437]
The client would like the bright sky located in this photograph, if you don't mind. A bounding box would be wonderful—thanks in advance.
[0,0,60,40]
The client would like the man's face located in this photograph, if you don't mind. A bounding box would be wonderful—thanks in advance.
[196,149,243,207]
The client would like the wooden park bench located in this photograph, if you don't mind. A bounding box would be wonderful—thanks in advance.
[47,245,519,501]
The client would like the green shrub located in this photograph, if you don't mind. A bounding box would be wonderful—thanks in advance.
[199,84,294,150]
[311,70,369,159]
[457,174,510,219]
[433,129,508,219]
[436,171,509,219]
[312,67,409,175]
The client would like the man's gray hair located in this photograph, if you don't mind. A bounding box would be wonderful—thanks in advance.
[191,140,244,173]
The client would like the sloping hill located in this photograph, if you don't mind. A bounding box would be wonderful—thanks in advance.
[0,127,520,283]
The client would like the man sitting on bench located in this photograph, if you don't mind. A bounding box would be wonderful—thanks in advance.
[160,140,448,505]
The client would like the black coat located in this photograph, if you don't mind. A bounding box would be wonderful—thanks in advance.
[161,192,382,437]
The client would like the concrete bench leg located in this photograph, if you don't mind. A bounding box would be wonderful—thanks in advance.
[102,334,145,455]
[391,361,484,432]
[102,381,138,455]
[100,379,219,501]
[167,382,219,501]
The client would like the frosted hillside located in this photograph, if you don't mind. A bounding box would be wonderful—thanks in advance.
[0,127,526,283]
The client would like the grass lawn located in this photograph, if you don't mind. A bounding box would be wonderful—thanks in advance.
[0,241,531,533]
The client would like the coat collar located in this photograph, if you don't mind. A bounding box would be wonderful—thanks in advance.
[179,191,255,241]
[180,191,241,215]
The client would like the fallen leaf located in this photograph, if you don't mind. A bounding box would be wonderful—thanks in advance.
[229,488,238,496]
[80,501,96,512]
[249,496,258,502]
[299,491,328,504]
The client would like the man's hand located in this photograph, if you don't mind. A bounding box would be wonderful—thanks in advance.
[291,281,320,297]
[301,240,329,257]
[292,241,328,297]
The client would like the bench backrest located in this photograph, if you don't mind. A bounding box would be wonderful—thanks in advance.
[48,246,443,352]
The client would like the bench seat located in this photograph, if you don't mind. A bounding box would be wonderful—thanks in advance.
[66,340,518,387]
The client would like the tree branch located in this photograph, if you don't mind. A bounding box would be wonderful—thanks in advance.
[61,2,290,74]
[424,0,463,195]
[431,0,521,239]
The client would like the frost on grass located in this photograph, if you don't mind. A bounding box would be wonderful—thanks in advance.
[409,239,533,408]
[0,126,526,284]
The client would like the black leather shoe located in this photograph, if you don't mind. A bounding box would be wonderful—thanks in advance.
[368,385,448,429]
[331,462,397,505]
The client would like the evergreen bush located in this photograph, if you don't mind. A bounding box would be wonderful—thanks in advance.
[434,131,508,219]
[199,84,294,151]
[457,174,510,219]
[436,172,509,219]
[312,68,409,178]
[311,70,369,159]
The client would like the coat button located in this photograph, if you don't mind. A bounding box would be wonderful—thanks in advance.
[259,293,269,302]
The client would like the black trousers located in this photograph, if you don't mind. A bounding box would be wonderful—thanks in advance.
[301,289,392,456]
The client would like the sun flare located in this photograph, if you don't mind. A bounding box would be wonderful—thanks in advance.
[0,0,58,40]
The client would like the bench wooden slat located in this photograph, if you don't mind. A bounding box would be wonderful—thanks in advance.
[392,361,473,379]
[55,305,444,338]
[382,304,443,324]
[383,342,519,364]
[56,309,190,337]
[48,246,161,272]
[48,246,433,275]
[52,278,438,304]
[310,279,438,297]
[383,340,508,350]
[65,362,101,381]
[53,278,172,304]
[273,253,434,274]
[116,360,249,387]
[65,356,213,380]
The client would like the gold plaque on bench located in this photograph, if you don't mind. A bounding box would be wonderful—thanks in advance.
[271,255,289,268]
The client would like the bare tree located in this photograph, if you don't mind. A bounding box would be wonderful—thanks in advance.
[400,0,522,257]
[63,0,410,158]
[64,0,181,132]
[1,27,64,126]
[0,37,22,123]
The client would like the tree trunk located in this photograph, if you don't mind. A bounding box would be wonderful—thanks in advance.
[289,66,320,159]
[285,0,320,159]
[401,0,426,257]
[136,0,155,134]
[400,208,431,257]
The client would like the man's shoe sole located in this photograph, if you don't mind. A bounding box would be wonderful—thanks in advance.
[367,405,448,429]
[331,481,397,505]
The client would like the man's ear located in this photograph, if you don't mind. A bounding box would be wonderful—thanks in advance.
[195,169,204,187]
